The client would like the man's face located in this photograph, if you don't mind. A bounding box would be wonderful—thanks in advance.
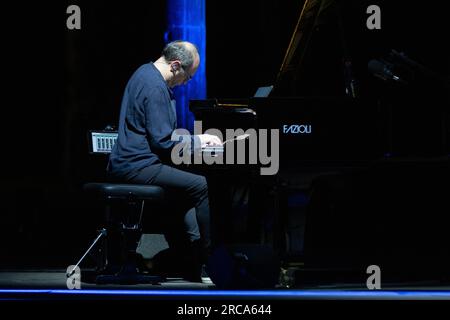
[170,54,200,87]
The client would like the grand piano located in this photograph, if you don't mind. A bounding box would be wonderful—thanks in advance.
[191,0,385,172]
[191,0,448,169]
[189,0,450,266]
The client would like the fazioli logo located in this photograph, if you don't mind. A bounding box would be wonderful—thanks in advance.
[282,124,312,134]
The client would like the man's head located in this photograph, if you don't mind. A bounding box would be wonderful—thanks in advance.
[155,40,200,87]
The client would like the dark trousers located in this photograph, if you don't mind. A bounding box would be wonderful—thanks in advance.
[132,164,211,251]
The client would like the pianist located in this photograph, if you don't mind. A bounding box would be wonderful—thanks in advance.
[107,40,221,281]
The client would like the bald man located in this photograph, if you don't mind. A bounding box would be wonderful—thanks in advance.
[107,41,219,281]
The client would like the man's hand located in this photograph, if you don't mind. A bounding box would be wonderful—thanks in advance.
[198,134,222,147]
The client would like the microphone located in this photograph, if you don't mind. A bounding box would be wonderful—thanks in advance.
[368,59,408,85]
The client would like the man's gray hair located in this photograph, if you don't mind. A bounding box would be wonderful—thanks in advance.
[162,40,198,69]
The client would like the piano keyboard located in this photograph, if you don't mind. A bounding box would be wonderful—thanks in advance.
[201,145,224,157]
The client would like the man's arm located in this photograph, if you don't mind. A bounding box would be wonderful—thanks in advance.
[143,86,179,159]
[143,86,221,160]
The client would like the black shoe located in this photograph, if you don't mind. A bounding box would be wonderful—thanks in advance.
[134,253,148,273]
[182,240,211,282]
[183,266,202,282]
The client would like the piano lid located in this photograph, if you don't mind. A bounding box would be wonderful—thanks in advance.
[273,0,450,99]
[276,0,335,86]
[272,0,352,97]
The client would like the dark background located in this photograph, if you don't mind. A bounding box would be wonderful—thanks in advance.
[0,1,448,269]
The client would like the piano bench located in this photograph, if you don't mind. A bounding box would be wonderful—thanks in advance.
[81,183,165,285]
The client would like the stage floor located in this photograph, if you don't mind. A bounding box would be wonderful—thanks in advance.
[1,269,450,301]
[0,269,213,290]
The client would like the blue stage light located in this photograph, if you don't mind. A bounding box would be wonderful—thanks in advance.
[166,0,206,132]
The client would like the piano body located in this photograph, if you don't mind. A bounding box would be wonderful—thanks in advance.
[192,0,387,174]
[189,0,450,267]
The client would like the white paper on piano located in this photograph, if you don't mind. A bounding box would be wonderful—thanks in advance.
[201,134,250,157]
[221,134,250,145]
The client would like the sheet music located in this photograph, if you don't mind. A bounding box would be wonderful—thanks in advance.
[221,134,250,145]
